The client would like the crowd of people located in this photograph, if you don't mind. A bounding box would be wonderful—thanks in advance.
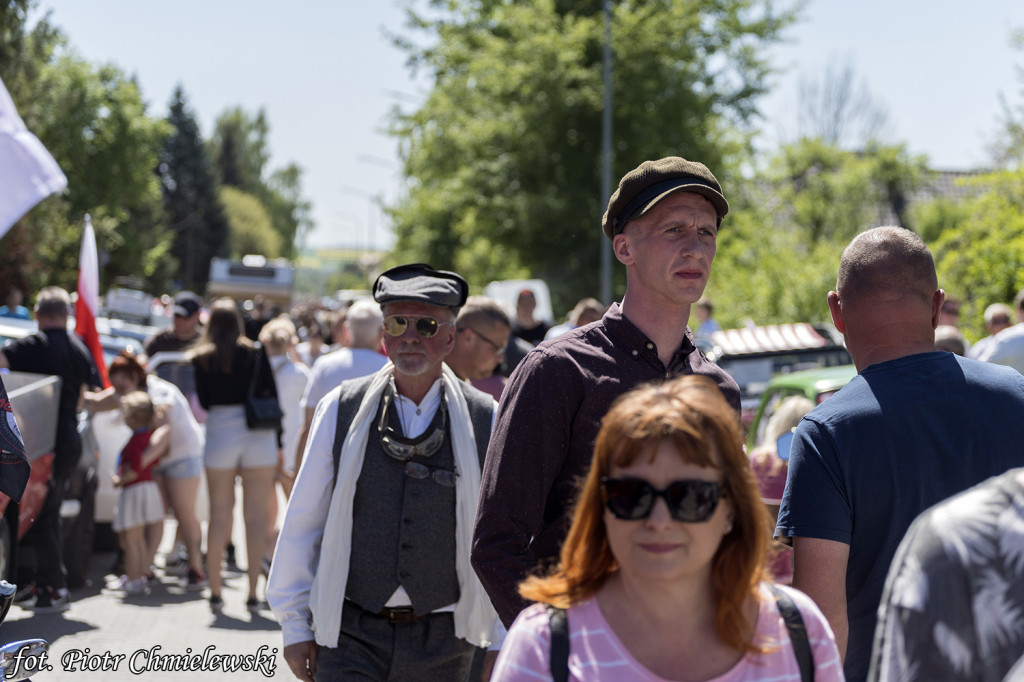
[3,155,1024,681]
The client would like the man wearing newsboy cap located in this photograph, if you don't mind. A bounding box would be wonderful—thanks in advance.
[268,264,501,681]
[472,157,741,628]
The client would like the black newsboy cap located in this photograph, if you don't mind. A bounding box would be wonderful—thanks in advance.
[373,263,469,310]
[601,157,729,240]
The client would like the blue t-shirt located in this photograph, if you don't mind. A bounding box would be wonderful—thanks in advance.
[776,351,1024,682]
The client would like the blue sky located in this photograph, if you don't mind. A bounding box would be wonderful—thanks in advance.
[30,0,1024,250]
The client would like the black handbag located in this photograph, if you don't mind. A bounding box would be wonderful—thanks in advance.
[244,345,283,430]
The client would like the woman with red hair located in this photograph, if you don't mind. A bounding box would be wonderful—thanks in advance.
[490,375,842,681]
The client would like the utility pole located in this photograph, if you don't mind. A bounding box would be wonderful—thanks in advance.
[600,0,613,306]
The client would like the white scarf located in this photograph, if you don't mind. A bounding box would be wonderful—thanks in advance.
[308,361,497,647]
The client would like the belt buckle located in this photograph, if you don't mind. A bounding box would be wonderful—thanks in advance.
[385,606,416,625]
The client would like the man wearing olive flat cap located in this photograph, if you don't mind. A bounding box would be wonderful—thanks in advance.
[472,157,741,628]
[268,263,501,681]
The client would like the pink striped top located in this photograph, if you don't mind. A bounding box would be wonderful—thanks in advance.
[491,583,844,681]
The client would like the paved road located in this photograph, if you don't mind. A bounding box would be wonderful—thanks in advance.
[0,495,290,681]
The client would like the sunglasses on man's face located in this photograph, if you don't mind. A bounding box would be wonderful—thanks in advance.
[383,315,444,338]
[601,477,723,523]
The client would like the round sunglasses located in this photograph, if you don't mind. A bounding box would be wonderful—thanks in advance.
[383,315,447,338]
[404,461,458,487]
[600,477,723,523]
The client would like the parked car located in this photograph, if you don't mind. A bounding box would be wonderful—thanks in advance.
[746,363,858,451]
[0,371,61,584]
[705,322,852,427]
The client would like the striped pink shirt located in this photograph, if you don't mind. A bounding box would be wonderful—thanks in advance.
[492,583,844,681]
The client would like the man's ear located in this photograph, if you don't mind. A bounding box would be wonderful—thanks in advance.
[827,291,845,333]
[612,233,632,266]
[931,289,945,329]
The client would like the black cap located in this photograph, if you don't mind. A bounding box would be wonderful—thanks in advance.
[373,264,469,311]
[601,157,729,240]
[172,291,202,317]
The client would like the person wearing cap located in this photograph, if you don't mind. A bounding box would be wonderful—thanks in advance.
[775,227,1024,682]
[267,263,501,681]
[143,290,203,357]
[471,156,741,629]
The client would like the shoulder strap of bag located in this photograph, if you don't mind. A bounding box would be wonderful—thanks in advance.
[769,584,814,682]
[247,343,263,397]
[546,604,569,682]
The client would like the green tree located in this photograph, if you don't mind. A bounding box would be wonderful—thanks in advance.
[219,186,282,258]
[706,139,928,328]
[387,0,798,311]
[924,170,1024,341]
[208,107,311,258]
[1,5,172,294]
[159,85,230,291]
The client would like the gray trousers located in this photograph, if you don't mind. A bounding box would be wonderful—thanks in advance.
[314,601,475,681]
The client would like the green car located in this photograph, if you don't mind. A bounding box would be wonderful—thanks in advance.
[746,364,858,452]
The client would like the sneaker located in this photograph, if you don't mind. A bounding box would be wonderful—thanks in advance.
[163,556,189,577]
[209,595,224,612]
[121,577,150,596]
[185,568,208,592]
[104,575,129,592]
[31,587,70,613]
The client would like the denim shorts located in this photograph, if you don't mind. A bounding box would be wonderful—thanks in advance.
[154,455,203,479]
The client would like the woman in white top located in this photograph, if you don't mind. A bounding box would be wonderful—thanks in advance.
[84,352,206,588]
[259,318,310,496]
[258,317,310,577]
[491,375,843,682]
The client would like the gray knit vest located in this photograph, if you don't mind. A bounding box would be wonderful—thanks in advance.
[331,375,493,614]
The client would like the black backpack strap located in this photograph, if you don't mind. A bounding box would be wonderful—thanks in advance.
[769,584,814,682]
[546,604,569,682]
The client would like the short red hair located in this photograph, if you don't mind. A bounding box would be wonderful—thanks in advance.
[107,351,148,390]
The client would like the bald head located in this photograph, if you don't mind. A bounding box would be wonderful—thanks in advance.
[830,227,943,370]
[837,226,937,309]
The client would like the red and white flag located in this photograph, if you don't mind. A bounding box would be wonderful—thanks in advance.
[75,214,109,388]
[0,74,67,239]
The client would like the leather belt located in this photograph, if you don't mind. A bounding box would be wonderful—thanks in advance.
[376,606,419,625]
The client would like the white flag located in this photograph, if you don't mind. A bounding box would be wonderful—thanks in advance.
[0,74,68,239]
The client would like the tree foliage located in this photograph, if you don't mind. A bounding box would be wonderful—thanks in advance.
[208,107,312,259]
[706,139,929,328]
[219,186,282,258]
[159,86,230,292]
[923,170,1024,341]
[1,1,172,294]
[388,0,798,311]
